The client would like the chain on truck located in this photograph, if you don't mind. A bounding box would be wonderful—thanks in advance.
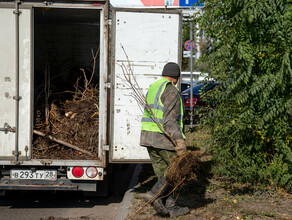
[0,0,182,195]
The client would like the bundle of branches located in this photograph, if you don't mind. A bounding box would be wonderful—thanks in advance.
[166,151,200,188]
[33,49,99,160]
[33,86,99,160]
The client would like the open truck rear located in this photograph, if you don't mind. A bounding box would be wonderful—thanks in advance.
[0,0,182,195]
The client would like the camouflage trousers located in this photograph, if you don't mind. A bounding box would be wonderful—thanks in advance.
[147,147,176,179]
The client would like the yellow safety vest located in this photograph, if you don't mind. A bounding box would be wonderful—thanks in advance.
[141,78,185,139]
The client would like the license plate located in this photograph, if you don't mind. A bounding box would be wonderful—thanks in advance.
[10,170,57,181]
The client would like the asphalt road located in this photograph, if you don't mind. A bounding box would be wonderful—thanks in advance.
[0,164,136,220]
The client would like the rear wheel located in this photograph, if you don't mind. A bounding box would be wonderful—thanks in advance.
[0,190,6,197]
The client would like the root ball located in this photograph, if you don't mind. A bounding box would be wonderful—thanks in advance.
[166,151,200,187]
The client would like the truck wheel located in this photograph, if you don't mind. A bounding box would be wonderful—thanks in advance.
[0,190,6,197]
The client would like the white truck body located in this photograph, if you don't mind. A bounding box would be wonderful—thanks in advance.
[0,0,182,192]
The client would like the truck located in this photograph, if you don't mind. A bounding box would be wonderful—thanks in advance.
[0,0,182,195]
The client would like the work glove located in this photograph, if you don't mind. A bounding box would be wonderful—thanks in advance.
[175,139,186,157]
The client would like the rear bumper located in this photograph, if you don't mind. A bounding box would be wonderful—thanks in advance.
[0,178,97,191]
[0,183,77,191]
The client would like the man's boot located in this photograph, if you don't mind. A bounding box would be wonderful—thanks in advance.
[165,195,190,218]
[140,178,169,216]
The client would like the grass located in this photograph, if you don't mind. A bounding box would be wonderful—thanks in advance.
[128,126,292,220]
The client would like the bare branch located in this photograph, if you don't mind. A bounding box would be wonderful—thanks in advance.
[34,130,93,157]
[88,46,100,85]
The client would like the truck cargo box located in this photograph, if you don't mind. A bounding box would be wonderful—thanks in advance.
[0,1,108,167]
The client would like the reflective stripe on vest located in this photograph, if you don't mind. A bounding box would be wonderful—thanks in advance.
[141,78,185,139]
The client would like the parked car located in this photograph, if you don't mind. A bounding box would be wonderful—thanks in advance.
[181,81,219,111]
[180,80,199,92]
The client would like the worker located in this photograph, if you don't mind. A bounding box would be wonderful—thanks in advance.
[140,62,190,218]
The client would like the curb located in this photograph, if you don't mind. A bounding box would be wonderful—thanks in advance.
[115,164,143,220]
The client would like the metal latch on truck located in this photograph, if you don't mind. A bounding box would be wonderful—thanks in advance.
[0,123,16,134]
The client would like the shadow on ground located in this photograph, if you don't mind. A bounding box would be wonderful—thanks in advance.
[178,159,214,209]
[0,190,122,209]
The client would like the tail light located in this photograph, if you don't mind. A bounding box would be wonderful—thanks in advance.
[72,166,84,178]
[185,98,198,107]
[67,166,103,180]
[86,167,98,178]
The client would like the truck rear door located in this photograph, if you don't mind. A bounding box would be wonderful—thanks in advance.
[0,7,32,160]
[110,8,182,162]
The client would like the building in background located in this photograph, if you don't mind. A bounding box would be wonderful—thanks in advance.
[110,0,203,7]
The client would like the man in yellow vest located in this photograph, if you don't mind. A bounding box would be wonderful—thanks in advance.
[140,62,190,218]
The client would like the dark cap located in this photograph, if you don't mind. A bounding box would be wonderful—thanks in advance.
[162,62,181,78]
